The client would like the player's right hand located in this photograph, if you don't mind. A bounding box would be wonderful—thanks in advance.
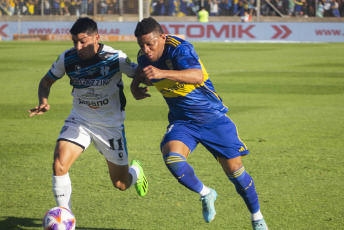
[28,104,50,117]
[131,86,151,100]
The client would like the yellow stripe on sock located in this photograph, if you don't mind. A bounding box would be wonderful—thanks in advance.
[228,166,245,178]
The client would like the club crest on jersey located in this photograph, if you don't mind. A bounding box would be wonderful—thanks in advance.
[100,66,110,77]
[166,59,173,70]
[75,65,81,74]
[60,126,68,134]
[125,57,132,65]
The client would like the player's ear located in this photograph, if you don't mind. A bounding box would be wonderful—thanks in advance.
[95,34,100,43]
[160,34,166,41]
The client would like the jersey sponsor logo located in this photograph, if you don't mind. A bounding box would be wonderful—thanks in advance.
[79,98,109,109]
[160,82,186,95]
[87,66,98,75]
[155,79,201,98]
[70,77,112,87]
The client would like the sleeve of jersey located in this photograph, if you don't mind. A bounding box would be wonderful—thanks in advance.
[48,52,66,80]
[173,44,202,71]
[118,51,138,78]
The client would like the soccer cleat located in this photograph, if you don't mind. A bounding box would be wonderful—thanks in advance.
[131,160,148,196]
[252,218,268,230]
[200,188,217,223]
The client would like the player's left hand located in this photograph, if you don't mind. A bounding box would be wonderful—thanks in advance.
[28,104,50,117]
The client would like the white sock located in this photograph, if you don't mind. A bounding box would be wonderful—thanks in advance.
[52,173,72,211]
[251,210,264,221]
[129,165,139,187]
[199,185,211,197]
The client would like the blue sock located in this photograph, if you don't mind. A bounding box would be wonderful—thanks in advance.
[163,152,203,193]
[228,166,260,213]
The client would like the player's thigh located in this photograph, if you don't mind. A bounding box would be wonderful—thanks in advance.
[160,122,200,158]
[53,140,84,175]
[201,115,249,160]
[54,116,92,175]
[91,125,129,166]
[161,140,190,158]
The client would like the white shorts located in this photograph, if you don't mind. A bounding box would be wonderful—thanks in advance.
[57,113,129,166]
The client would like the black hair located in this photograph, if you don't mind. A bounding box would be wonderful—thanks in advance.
[134,17,164,38]
[70,17,98,36]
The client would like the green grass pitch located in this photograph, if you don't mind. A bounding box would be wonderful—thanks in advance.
[0,41,343,229]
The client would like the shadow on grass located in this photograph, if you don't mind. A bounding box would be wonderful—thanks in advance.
[0,216,132,230]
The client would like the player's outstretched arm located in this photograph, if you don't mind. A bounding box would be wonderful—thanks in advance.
[130,72,151,100]
[28,74,56,117]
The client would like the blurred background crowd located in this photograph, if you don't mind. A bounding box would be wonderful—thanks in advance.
[0,0,342,18]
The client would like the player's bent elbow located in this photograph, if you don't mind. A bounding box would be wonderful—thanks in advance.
[193,69,205,85]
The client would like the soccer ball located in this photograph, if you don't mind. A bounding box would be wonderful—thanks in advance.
[42,207,76,230]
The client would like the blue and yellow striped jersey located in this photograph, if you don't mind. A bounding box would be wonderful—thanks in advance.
[137,35,228,123]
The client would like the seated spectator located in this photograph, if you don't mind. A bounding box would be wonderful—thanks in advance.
[219,0,231,15]
[331,0,340,16]
[26,0,35,15]
[317,0,324,16]
[43,0,51,15]
[70,0,81,15]
[98,0,107,14]
[288,0,295,15]
[323,0,331,16]
[209,0,219,16]
[187,0,197,15]
[167,0,176,15]
[232,0,239,14]
[52,0,60,15]
[294,0,304,16]
[198,6,209,22]
[107,0,118,14]
[8,0,16,15]
[152,0,165,15]
[60,0,70,15]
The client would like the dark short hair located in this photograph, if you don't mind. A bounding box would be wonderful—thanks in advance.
[134,17,164,38]
[70,17,98,36]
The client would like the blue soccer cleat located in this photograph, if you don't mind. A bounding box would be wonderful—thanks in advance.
[200,188,217,223]
[252,218,268,230]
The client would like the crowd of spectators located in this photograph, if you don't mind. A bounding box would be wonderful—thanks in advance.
[151,0,344,18]
[0,0,119,15]
[0,0,343,18]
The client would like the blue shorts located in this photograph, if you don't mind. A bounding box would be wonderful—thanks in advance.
[160,115,249,159]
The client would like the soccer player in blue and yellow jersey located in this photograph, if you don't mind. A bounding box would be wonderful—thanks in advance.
[131,17,268,229]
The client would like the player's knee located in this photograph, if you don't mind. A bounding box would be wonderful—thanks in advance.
[163,152,187,178]
[53,157,69,176]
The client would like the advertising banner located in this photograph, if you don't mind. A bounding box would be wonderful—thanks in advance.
[0,21,343,42]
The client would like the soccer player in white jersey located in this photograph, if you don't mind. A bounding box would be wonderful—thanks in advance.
[28,17,148,212]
